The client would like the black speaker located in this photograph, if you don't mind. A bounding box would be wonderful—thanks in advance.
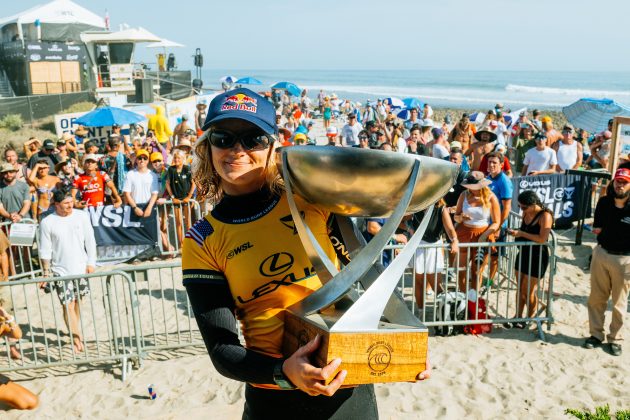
[134,78,154,103]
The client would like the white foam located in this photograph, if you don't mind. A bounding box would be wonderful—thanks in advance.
[505,84,630,97]
[300,84,567,107]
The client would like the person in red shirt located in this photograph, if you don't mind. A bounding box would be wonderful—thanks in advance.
[71,154,122,208]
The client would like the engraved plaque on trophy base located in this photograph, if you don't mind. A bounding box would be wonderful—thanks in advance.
[282,308,428,385]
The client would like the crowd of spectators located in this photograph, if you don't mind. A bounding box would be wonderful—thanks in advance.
[0,90,628,357]
[271,90,629,337]
[0,107,199,283]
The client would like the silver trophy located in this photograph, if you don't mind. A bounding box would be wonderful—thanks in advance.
[279,146,457,385]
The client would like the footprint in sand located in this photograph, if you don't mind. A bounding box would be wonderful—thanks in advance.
[375,386,390,398]
[204,390,216,403]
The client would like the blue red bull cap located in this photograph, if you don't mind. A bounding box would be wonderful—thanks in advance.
[202,88,277,134]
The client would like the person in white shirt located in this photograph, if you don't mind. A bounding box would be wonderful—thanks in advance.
[430,128,450,159]
[123,149,159,218]
[522,134,558,176]
[553,124,583,172]
[39,189,96,353]
[422,103,434,120]
[340,113,363,146]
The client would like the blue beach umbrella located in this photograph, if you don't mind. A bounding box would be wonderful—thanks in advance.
[562,98,630,133]
[271,81,301,96]
[383,97,404,109]
[74,106,145,127]
[396,108,411,120]
[236,77,263,85]
[402,97,423,110]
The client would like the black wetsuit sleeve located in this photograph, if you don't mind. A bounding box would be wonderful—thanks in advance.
[184,278,282,385]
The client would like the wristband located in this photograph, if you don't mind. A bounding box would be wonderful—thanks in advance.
[273,360,296,390]
[3,316,14,324]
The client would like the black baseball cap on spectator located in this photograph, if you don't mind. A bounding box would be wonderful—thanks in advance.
[112,123,120,129]
[52,188,73,203]
[348,113,356,118]
[84,140,97,150]
[43,139,55,150]
[365,120,376,128]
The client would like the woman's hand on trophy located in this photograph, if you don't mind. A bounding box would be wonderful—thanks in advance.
[283,334,347,396]
[416,358,431,381]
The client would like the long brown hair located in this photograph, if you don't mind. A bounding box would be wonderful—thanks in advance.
[467,187,492,209]
[192,131,284,201]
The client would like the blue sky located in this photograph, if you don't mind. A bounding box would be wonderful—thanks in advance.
[3,0,630,71]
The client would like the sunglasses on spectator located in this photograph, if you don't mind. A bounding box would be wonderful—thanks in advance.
[208,129,274,151]
[152,160,163,163]
[359,136,368,140]
[136,156,149,161]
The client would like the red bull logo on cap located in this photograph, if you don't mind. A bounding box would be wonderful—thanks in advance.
[221,93,258,114]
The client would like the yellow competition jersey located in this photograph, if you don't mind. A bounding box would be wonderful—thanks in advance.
[182,191,339,359]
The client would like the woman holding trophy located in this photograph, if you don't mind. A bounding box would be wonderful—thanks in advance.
[183,89,431,419]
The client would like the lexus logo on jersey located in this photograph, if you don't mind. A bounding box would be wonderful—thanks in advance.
[259,252,294,277]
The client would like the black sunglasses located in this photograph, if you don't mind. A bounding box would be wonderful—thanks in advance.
[208,129,274,151]
[136,156,149,161]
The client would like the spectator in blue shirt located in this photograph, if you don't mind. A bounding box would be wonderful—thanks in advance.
[486,151,513,281]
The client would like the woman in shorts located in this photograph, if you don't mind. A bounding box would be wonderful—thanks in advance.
[507,190,552,327]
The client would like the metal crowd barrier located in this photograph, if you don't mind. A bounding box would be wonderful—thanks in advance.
[0,234,557,382]
[382,230,557,340]
[155,200,202,257]
[123,261,203,355]
[0,270,141,381]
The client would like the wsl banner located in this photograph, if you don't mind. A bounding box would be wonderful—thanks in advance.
[85,205,159,264]
[511,173,588,227]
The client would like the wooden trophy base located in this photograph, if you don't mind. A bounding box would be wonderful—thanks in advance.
[282,307,428,385]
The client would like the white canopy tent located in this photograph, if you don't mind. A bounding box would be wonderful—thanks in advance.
[80,27,161,44]
[0,0,106,43]
[146,39,185,49]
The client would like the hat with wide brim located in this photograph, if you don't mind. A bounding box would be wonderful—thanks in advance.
[175,139,192,149]
[74,126,89,136]
[461,171,491,190]
[474,129,498,142]
[54,159,72,173]
[0,163,18,173]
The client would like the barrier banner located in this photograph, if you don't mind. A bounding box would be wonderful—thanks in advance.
[511,173,587,227]
[85,204,158,263]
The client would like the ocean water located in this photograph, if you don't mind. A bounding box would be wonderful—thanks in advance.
[201,69,630,110]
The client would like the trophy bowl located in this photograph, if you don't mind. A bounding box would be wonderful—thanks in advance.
[277,146,458,217]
